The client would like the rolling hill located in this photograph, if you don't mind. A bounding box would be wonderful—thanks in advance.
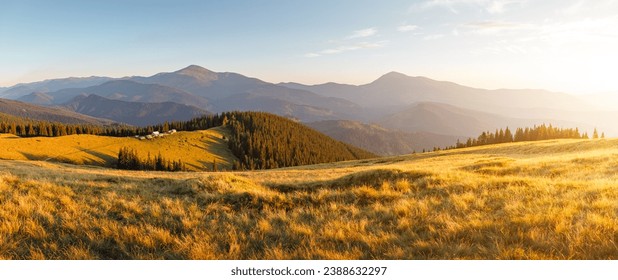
[17,92,55,105]
[307,120,459,155]
[62,94,211,126]
[1,137,617,259]
[0,127,235,171]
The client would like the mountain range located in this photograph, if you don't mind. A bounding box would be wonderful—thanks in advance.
[1,65,614,154]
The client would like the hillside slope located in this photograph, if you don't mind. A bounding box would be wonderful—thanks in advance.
[211,112,376,169]
[0,138,617,259]
[0,127,236,171]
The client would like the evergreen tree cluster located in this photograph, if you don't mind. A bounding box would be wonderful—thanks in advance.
[222,112,375,170]
[0,117,109,137]
[447,124,600,150]
[117,147,186,172]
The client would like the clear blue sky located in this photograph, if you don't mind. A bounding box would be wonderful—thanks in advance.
[2,0,618,94]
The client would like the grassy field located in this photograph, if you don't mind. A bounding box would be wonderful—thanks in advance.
[1,137,618,259]
[0,127,236,171]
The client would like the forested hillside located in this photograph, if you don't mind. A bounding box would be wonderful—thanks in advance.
[165,112,377,169]
[223,112,376,169]
[0,110,376,170]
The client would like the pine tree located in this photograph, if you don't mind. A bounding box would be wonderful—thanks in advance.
[593,128,599,139]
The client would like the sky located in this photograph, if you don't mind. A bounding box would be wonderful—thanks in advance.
[1,0,618,94]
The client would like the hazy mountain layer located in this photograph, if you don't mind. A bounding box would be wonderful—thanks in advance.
[307,120,460,155]
[45,80,210,108]
[0,98,113,125]
[63,94,211,126]
[1,76,113,100]
[378,102,592,137]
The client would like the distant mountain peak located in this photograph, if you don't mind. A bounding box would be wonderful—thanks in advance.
[382,71,408,78]
[372,71,413,84]
[174,65,217,80]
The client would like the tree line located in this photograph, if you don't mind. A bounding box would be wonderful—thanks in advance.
[0,120,110,137]
[440,124,604,151]
[117,147,186,172]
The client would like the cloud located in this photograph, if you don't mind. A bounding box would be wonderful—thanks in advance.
[304,41,388,58]
[411,0,525,14]
[398,25,419,32]
[463,20,533,35]
[347,28,378,39]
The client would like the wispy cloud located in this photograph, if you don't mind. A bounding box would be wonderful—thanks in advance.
[347,28,378,39]
[411,0,525,14]
[305,27,385,58]
[398,25,419,32]
[304,41,388,58]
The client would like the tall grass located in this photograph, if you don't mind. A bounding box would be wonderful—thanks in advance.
[1,138,618,259]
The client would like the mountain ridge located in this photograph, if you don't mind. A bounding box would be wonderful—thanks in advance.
[62,94,211,126]
[0,98,114,125]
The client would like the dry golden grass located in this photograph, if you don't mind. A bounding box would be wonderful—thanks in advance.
[0,127,236,171]
[1,137,618,259]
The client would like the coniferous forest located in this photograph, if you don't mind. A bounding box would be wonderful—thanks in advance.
[117,147,186,172]
[445,124,600,150]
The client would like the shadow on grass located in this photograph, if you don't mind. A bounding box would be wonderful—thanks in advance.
[18,151,47,161]
[268,168,433,193]
[79,148,116,167]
